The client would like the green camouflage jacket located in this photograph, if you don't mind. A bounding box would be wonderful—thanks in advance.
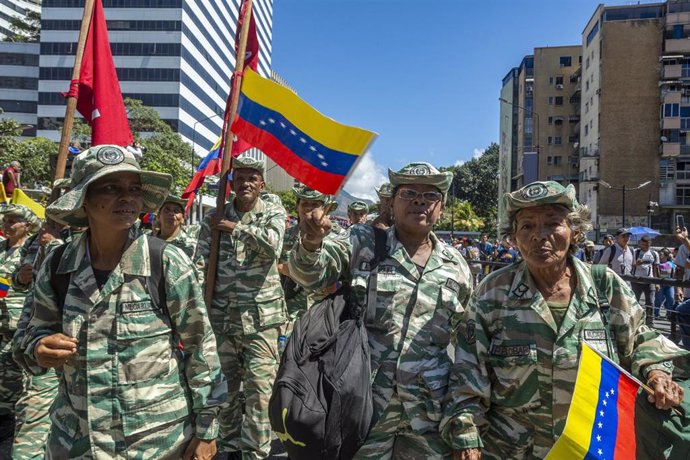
[195,197,288,335]
[0,238,30,333]
[155,224,200,260]
[21,228,226,455]
[289,225,473,434]
[441,256,689,457]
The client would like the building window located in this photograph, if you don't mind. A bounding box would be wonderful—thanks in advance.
[554,156,562,165]
[548,96,554,105]
[554,137,562,145]
[549,77,554,84]
[555,76,564,85]
[548,116,553,125]
[586,57,590,69]
[683,61,690,78]
[677,185,690,205]
[568,135,578,143]
[555,96,563,106]
[548,136,553,145]
[524,117,533,134]
[674,24,684,39]
[560,56,572,67]
[585,102,589,113]
[585,124,589,136]
[547,156,553,165]
[0,53,38,66]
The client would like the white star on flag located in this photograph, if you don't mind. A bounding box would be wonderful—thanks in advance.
[268,118,275,124]
[596,435,601,442]
[321,161,328,167]
[280,122,286,128]
[289,129,297,135]
[610,389,615,395]
[317,154,325,160]
[602,400,607,406]
[598,448,603,456]
[600,410,605,417]
[299,137,307,143]
[598,422,603,429]
[259,120,266,126]
[309,146,316,151]
[605,392,609,398]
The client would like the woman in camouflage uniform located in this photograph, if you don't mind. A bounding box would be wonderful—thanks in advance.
[0,205,40,438]
[20,145,226,460]
[290,162,473,459]
[154,195,200,260]
[444,181,688,460]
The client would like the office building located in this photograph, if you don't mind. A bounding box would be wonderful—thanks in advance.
[0,41,38,137]
[0,0,40,39]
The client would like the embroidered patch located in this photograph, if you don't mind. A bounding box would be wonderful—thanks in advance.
[465,320,476,345]
[96,147,125,165]
[583,329,608,341]
[511,283,529,298]
[445,278,460,294]
[378,265,396,275]
[490,344,531,357]
[522,183,548,200]
[121,301,154,313]
[409,165,430,175]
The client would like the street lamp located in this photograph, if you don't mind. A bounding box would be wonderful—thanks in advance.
[191,113,222,180]
[598,180,651,228]
[498,97,540,155]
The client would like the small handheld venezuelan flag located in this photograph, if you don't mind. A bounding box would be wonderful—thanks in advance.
[0,277,11,298]
[546,342,639,459]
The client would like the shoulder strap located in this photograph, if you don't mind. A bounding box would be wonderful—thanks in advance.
[606,245,617,267]
[589,264,616,359]
[635,248,640,260]
[49,243,69,313]
[145,236,167,314]
[365,227,389,322]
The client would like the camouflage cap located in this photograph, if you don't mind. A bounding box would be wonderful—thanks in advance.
[504,181,578,216]
[0,204,41,233]
[52,178,72,190]
[160,195,187,210]
[232,156,264,175]
[292,185,337,211]
[376,182,394,199]
[47,145,172,227]
[388,162,453,194]
[348,201,369,213]
[261,191,283,206]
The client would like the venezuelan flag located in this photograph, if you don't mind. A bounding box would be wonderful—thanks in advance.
[0,277,11,298]
[231,68,377,195]
[546,342,639,459]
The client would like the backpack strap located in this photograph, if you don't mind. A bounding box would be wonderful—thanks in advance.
[49,243,69,314]
[590,264,616,359]
[606,245,617,268]
[145,235,168,319]
[365,227,389,322]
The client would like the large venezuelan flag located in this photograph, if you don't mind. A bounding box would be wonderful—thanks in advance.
[546,342,639,460]
[231,68,378,195]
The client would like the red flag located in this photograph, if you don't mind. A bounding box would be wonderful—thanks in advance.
[63,0,133,146]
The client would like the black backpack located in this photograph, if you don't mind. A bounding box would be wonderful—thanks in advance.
[49,235,167,313]
[269,227,387,460]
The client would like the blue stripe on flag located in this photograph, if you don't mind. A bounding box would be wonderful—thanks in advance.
[237,94,359,176]
[585,358,620,460]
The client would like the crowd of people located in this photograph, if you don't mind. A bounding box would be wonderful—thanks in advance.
[0,145,687,459]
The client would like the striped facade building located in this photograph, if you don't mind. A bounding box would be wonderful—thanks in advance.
[0,0,40,39]
[37,0,273,154]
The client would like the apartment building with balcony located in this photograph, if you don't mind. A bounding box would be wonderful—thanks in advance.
[580,3,664,232]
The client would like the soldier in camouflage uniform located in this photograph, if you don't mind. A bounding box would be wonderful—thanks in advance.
[289,162,473,459]
[0,205,40,436]
[154,195,200,259]
[278,185,342,328]
[371,182,394,229]
[11,220,65,459]
[195,156,288,459]
[441,181,689,460]
[348,200,369,226]
[20,145,226,459]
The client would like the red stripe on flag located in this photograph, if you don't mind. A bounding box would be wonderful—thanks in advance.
[232,117,346,194]
[613,374,637,460]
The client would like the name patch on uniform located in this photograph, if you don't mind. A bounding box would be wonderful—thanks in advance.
[121,301,154,313]
[583,329,608,341]
[465,320,476,345]
[445,279,460,294]
[378,265,397,275]
[490,344,531,357]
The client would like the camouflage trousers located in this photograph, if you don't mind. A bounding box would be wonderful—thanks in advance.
[354,392,451,460]
[12,369,59,459]
[216,327,280,459]
[0,331,25,417]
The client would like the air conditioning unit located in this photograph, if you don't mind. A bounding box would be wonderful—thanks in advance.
[556,84,564,89]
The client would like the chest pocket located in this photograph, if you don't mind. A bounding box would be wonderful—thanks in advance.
[115,278,173,384]
[430,287,463,346]
[487,340,541,410]
[363,270,400,332]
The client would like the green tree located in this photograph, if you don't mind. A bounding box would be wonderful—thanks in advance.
[436,200,484,232]
[67,98,193,192]
[0,137,57,187]
[5,11,41,42]
[274,190,297,216]
[444,143,499,235]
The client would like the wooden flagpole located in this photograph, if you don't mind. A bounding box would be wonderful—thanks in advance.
[53,0,95,191]
[204,0,254,307]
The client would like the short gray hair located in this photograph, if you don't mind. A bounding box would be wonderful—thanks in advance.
[504,203,593,255]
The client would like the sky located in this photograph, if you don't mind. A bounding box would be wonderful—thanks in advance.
[270,0,644,199]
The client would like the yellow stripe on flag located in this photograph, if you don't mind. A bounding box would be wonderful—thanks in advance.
[240,68,376,156]
[545,344,601,459]
[0,183,8,204]
[12,188,45,219]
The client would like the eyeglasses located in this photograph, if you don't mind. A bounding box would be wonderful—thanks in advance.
[397,188,443,202]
